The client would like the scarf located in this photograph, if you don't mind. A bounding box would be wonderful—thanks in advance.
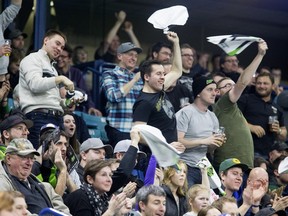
[80,182,109,216]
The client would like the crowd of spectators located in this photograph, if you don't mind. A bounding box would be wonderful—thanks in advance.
[1,1,288,216]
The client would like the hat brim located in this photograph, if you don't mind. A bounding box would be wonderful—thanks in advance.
[11,150,40,156]
[90,145,113,155]
[230,163,249,172]
[23,119,33,129]
[120,47,142,54]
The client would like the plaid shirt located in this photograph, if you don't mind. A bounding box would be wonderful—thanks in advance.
[102,66,143,132]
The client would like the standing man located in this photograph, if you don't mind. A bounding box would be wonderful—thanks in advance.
[219,54,241,83]
[102,42,143,146]
[133,31,182,144]
[151,41,173,63]
[178,43,195,93]
[213,40,268,171]
[19,29,75,148]
[176,76,224,186]
[238,72,287,159]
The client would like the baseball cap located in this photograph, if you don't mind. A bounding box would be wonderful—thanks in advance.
[80,138,113,155]
[6,138,40,156]
[278,157,288,174]
[40,123,58,136]
[0,115,33,132]
[192,76,216,99]
[117,42,142,54]
[219,158,248,174]
[114,139,147,159]
[8,29,27,40]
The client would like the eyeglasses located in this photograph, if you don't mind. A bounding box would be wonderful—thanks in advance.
[218,83,235,90]
[15,154,36,162]
[225,59,239,63]
[181,54,194,58]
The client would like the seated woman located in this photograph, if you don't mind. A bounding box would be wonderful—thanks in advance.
[64,159,128,216]
[162,160,188,216]
[184,184,210,216]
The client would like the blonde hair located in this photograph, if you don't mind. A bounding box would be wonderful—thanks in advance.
[163,160,188,196]
[0,191,14,212]
[186,184,210,211]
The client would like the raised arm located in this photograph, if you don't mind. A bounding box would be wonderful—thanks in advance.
[163,32,182,90]
[124,21,141,48]
[229,40,268,103]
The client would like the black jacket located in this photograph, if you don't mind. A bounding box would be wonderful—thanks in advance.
[162,185,187,216]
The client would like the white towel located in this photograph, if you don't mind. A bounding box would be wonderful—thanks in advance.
[133,124,180,167]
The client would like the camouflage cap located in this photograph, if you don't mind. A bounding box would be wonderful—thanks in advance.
[6,138,40,156]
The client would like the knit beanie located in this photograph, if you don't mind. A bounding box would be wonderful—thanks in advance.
[192,76,216,98]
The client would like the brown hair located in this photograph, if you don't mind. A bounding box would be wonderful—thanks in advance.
[212,196,237,212]
[255,71,274,84]
[44,29,67,43]
[0,191,14,212]
[198,206,221,216]
[84,159,114,184]
[163,160,188,197]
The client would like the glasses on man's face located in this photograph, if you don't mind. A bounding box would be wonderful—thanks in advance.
[218,83,235,90]
[225,59,239,64]
[181,54,194,58]
[15,154,36,162]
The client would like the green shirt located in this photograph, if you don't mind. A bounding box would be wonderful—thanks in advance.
[213,92,254,169]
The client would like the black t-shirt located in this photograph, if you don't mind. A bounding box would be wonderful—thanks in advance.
[237,93,285,157]
[133,91,177,143]
[166,84,193,113]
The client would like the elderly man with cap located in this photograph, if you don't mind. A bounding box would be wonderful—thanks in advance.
[176,76,225,187]
[0,138,71,215]
[0,114,33,160]
[102,41,143,147]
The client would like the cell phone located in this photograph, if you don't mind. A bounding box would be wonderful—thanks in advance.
[42,128,61,154]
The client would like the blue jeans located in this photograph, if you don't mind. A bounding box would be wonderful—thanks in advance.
[187,166,202,188]
[26,111,63,149]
